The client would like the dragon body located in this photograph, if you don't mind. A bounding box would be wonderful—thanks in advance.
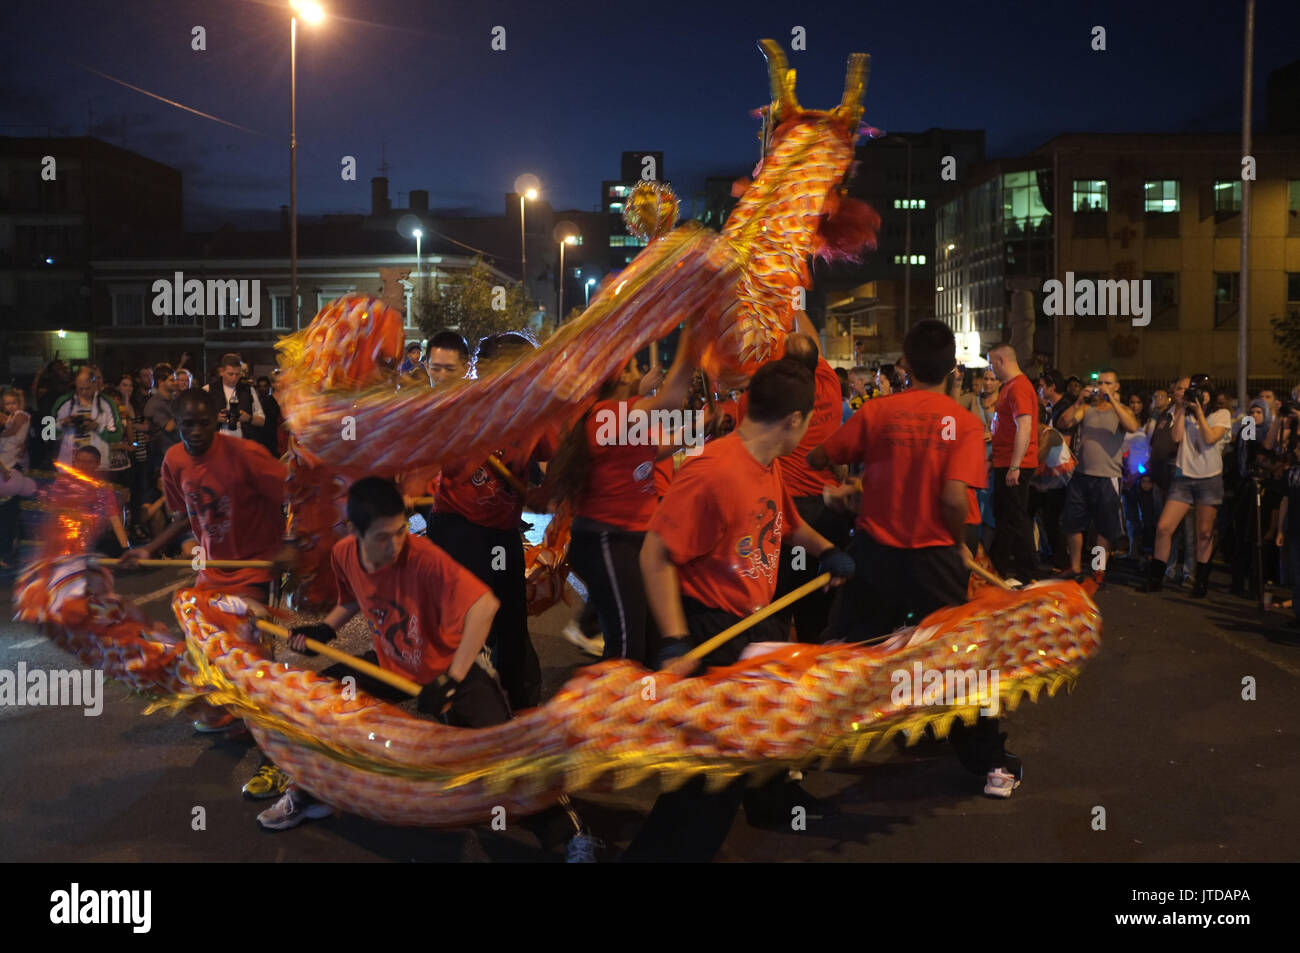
[10,42,1099,831]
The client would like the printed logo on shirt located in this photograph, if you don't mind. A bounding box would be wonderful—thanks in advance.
[367,599,423,673]
[734,497,783,583]
[633,460,654,484]
[184,484,232,544]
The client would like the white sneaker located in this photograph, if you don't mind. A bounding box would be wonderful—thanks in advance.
[563,621,604,658]
[1003,577,1024,589]
[256,787,333,831]
[984,766,1022,799]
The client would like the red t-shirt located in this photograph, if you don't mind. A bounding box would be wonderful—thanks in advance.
[433,430,557,530]
[820,390,986,548]
[653,455,676,498]
[162,434,285,593]
[991,373,1039,468]
[647,433,802,617]
[574,398,659,531]
[331,534,489,684]
[738,358,842,498]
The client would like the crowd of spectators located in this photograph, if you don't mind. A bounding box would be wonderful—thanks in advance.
[0,352,286,569]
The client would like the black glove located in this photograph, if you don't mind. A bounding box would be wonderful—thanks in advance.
[289,623,336,656]
[818,546,856,580]
[656,635,692,668]
[417,672,461,715]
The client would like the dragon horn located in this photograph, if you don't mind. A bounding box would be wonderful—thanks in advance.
[840,52,870,113]
[758,39,800,119]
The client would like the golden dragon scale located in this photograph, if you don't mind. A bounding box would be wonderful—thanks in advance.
[15,467,1099,827]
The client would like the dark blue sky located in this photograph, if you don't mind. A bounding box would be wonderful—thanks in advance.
[3,0,1296,228]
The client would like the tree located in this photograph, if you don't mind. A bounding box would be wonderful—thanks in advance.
[413,257,540,349]
[1271,310,1300,376]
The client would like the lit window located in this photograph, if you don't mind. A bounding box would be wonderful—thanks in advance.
[1072,180,1108,213]
[1214,180,1242,213]
[1144,180,1179,213]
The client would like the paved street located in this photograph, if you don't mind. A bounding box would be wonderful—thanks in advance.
[2,557,1298,862]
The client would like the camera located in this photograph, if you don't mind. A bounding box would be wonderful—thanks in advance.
[1184,373,1211,410]
[70,413,92,436]
[1282,399,1300,418]
[226,397,241,431]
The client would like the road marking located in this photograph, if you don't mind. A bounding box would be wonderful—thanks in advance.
[1203,625,1300,678]
[9,637,48,650]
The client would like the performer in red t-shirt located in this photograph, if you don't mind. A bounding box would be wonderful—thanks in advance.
[625,357,856,861]
[809,322,987,639]
[119,388,298,789]
[120,389,295,600]
[738,327,852,642]
[425,332,551,711]
[810,321,1020,799]
[987,343,1040,584]
[643,358,853,664]
[259,478,598,858]
[548,327,697,665]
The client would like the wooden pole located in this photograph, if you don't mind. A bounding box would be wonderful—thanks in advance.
[254,619,423,696]
[963,554,1014,591]
[684,572,832,662]
[97,558,275,569]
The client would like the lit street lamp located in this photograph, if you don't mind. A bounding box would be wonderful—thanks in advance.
[514,173,540,291]
[553,223,579,327]
[289,0,325,330]
[585,276,596,307]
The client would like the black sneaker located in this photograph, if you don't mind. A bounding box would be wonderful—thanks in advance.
[744,779,838,829]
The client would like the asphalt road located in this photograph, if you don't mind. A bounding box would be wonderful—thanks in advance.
[2,557,1298,863]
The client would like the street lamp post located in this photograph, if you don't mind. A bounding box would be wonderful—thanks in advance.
[585,277,596,307]
[413,227,423,301]
[557,234,576,325]
[289,0,324,330]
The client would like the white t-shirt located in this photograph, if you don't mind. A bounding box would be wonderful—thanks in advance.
[1175,408,1231,479]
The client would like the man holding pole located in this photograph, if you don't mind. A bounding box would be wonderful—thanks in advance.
[263,477,597,861]
[807,319,1020,798]
[118,389,297,754]
[624,357,855,860]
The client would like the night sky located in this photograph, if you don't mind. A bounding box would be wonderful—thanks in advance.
[3,0,1296,228]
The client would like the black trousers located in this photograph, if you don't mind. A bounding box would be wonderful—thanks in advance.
[569,527,659,667]
[0,494,22,559]
[990,468,1037,580]
[825,535,968,641]
[622,602,789,861]
[1029,485,1068,570]
[774,494,853,643]
[426,511,541,711]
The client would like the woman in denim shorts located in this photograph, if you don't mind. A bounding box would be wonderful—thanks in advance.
[1139,375,1231,597]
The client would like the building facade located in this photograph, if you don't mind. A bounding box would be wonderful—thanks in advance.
[937,132,1300,386]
